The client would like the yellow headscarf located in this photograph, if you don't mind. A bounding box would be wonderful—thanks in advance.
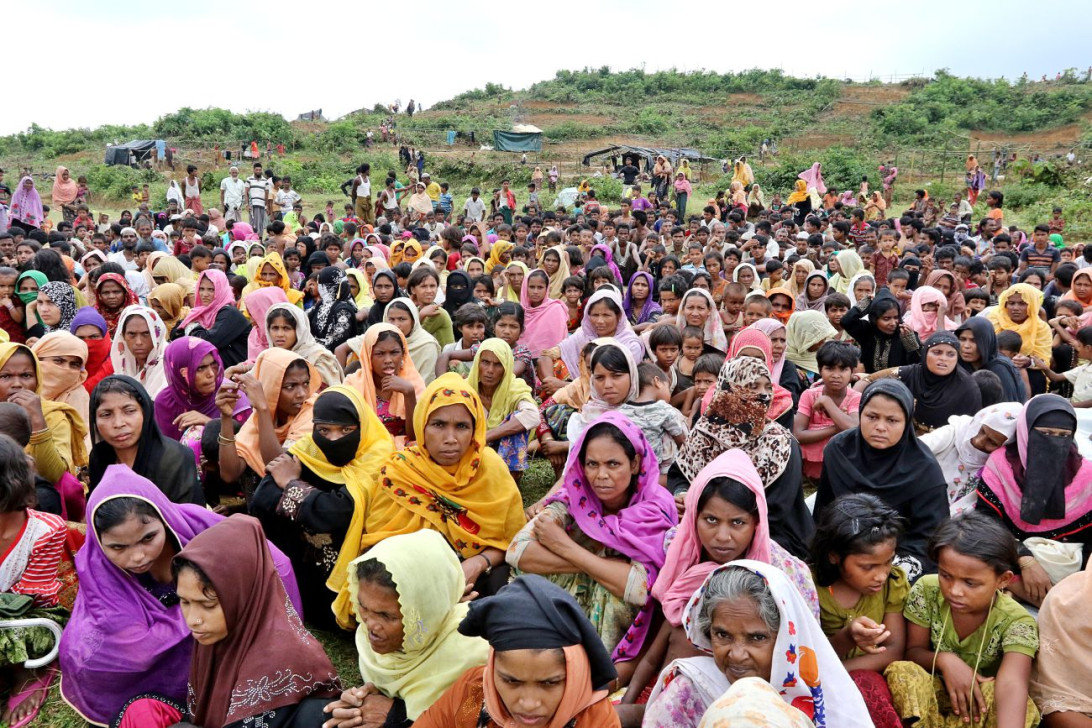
[150,256,196,300]
[390,240,406,266]
[467,338,535,430]
[242,251,304,305]
[828,250,863,294]
[784,310,837,374]
[786,179,809,205]
[486,241,513,272]
[330,373,525,627]
[147,282,189,333]
[987,283,1053,362]
[345,268,372,309]
[402,239,423,265]
[462,256,487,276]
[544,245,571,299]
[501,261,529,302]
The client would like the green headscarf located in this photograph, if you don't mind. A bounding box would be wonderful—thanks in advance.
[1050,233,1064,249]
[16,270,48,305]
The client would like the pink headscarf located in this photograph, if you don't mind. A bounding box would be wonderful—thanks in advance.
[798,162,827,194]
[9,176,44,228]
[230,222,255,242]
[904,285,952,342]
[180,270,235,331]
[243,288,289,362]
[749,318,787,382]
[518,270,568,358]
[725,328,793,421]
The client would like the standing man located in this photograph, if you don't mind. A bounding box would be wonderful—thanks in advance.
[247,162,272,236]
[349,164,372,226]
[219,166,246,222]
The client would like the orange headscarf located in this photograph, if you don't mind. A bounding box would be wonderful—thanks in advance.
[344,323,424,420]
[765,286,796,325]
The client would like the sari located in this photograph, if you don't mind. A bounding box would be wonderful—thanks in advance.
[519,271,569,358]
[798,162,827,194]
[924,270,966,322]
[9,177,44,228]
[264,302,344,387]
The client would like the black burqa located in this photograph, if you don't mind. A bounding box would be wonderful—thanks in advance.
[898,331,982,430]
[365,270,403,326]
[841,290,922,373]
[956,316,1026,403]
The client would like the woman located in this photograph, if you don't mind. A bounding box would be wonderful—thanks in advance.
[643,561,871,728]
[842,290,922,374]
[726,328,795,425]
[795,269,829,313]
[177,269,250,368]
[924,270,965,323]
[788,259,816,301]
[240,250,304,305]
[9,177,43,230]
[920,402,1022,516]
[154,336,249,442]
[384,297,441,384]
[509,412,676,671]
[978,395,1092,604]
[786,180,812,226]
[546,288,644,386]
[345,267,372,311]
[520,270,569,358]
[733,262,762,293]
[407,266,452,348]
[903,286,951,342]
[264,302,343,387]
[146,282,189,334]
[955,317,1026,403]
[147,256,195,303]
[29,281,78,341]
[816,379,948,580]
[677,288,728,352]
[500,261,528,303]
[486,240,513,273]
[468,338,538,477]
[543,246,571,299]
[412,575,621,728]
[1030,560,1092,726]
[751,317,807,406]
[864,191,887,221]
[784,310,836,377]
[309,267,358,350]
[52,166,79,222]
[111,305,169,398]
[31,331,89,445]
[343,323,424,444]
[623,270,662,328]
[69,307,114,393]
[251,385,394,626]
[241,287,288,362]
[987,282,1053,366]
[365,269,401,327]
[828,250,863,294]
[59,468,300,727]
[671,357,812,559]
[846,271,876,308]
[93,272,138,339]
[329,373,523,625]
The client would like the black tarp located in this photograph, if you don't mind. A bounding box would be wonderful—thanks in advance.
[105,140,159,166]
[581,145,712,172]
[492,130,542,152]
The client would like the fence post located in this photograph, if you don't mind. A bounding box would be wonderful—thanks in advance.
[940,142,948,183]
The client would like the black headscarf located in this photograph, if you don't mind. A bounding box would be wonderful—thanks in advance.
[366,270,403,326]
[1008,395,1082,524]
[899,256,921,290]
[955,316,1026,403]
[459,574,617,691]
[311,391,361,467]
[88,375,203,505]
[443,270,474,318]
[842,289,920,373]
[304,250,329,278]
[900,332,981,429]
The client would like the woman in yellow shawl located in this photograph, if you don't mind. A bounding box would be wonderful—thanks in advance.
[827,249,863,294]
[345,268,372,310]
[344,323,425,446]
[147,282,189,334]
[468,338,538,481]
[786,179,809,205]
[500,261,528,302]
[251,384,393,628]
[732,156,755,187]
[486,241,513,274]
[462,256,487,279]
[987,283,1052,363]
[329,373,525,626]
[401,239,424,265]
[240,251,304,306]
[542,245,572,300]
[31,331,91,453]
[0,342,88,484]
[148,255,196,303]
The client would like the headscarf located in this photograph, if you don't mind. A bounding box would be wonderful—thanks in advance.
[979,395,1092,530]
[899,331,980,430]
[925,270,966,321]
[30,331,88,427]
[588,244,622,285]
[786,180,809,205]
[795,270,829,312]
[732,262,762,292]
[845,272,876,308]
[1063,269,1092,306]
[229,221,255,241]
[344,323,425,422]
[764,287,797,327]
[623,270,662,326]
[788,259,815,300]
[9,177,44,227]
[579,337,640,420]
[827,250,863,294]
[148,256,195,301]
[519,270,569,358]
[367,270,403,326]
[727,329,793,421]
[697,677,814,728]
[147,282,188,333]
[653,450,816,627]
[500,260,529,302]
[263,302,344,387]
[59,467,301,725]
[459,576,618,727]
[110,305,169,398]
[442,270,474,318]
[784,310,836,374]
[347,530,490,719]
[677,357,793,488]
[904,285,951,341]
[154,336,248,440]
[557,288,644,377]
[52,166,79,206]
[37,281,78,333]
[15,270,47,310]
[750,318,787,382]
[332,374,525,627]
[486,240,514,271]
[677,288,728,351]
[180,269,234,331]
[385,297,441,384]
[241,287,288,362]
[544,246,572,298]
[955,317,1026,402]
[70,307,114,392]
[1031,559,1092,717]
[986,283,1053,362]
[245,250,304,305]
[468,337,535,429]
[543,410,677,660]
[461,255,486,275]
[345,267,371,309]
[234,348,320,474]
[798,162,827,194]
[180,516,340,727]
[304,249,329,277]
[94,272,139,337]
[309,266,357,345]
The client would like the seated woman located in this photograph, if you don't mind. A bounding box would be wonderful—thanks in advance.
[751,317,808,406]
[265,302,344,387]
[88,375,203,504]
[783,309,836,380]
[955,317,1026,403]
[620,450,818,725]
[30,330,90,445]
[175,269,250,368]
[643,561,872,728]
[343,323,424,445]
[154,337,251,446]
[330,373,525,626]
[796,269,829,312]
[727,327,795,428]
[406,265,454,348]
[111,304,170,398]
[60,467,299,727]
[323,530,490,728]
[240,286,288,361]
[25,281,78,343]
[920,402,1022,516]
[987,283,1052,395]
[146,282,189,335]
[841,290,922,374]
[384,297,441,384]
[468,338,538,482]
[0,342,87,486]
[92,271,139,339]
[565,337,640,445]
[676,288,728,352]
[1031,561,1092,727]
[508,412,676,684]
[858,332,982,434]
[0,435,69,728]
[817,379,948,581]
[670,357,813,560]
[217,348,321,490]
[69,307,114,393]
[411,575,621,728]
[239,250,304,305]
[518,270,569,359]
[251,385,393,628]
[976,394,1092,607]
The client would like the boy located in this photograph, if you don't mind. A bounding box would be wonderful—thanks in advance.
[1032,326,1092,406]
[622,363,688,481]
[437,183,454,217]
[995,329,1032,397]
[563,278,586,332]
[987,257,1013,303]
[760,259,785,291]
[885,268,912,312]
[649,326,682,390]
[437,304,489,375]
[720,282,747,341]
[871,229,899,287]
[680,352,725,419]
[680,242,706,274]
[1049,206,1065,236]
[847,208,869,246]
[963,287,990,316]
[189,245,212,274]
[793,340,861,480]
[141,184,150,205]
[742,294,772,326]
[824,292,852,342]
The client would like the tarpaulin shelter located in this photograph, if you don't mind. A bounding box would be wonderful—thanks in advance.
[581,144,713,172]
[492,124,542,152]
[105,140,162,167]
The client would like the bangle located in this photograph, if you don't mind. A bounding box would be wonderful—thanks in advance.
[478,553,493,576]
[218,434,236,445]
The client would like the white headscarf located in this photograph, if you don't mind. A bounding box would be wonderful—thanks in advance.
[676,288,728,352]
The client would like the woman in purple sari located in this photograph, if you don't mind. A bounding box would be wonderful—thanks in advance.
[152,336,251,444]
[58,466,300,726]
[623,271,662,326]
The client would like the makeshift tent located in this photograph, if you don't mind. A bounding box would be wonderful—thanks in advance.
[105,140,162,167]
[492,129,542,152]
[581,144,713,172]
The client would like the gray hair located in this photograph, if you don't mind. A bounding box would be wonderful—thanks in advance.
[697,566,780,641]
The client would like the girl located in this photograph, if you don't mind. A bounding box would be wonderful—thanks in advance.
[264,302,344,387]
[563,275,586,333]
[519,269,568,359]
[343,324,424,444]
[842,290,922,374]
[542,245,571,299]
[28,281,77,341]
[177,270,250,368]
[407,266,453,348]
[812,493,908,728]
[383,297,441,384]
[467,338,538,480]
[732,262,761,293]
[674,326,705,391]
[886,513,1040,728]
[625,272,660,330]
[567,339,639,444]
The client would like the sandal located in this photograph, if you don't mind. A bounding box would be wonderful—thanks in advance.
[6,665,56,728]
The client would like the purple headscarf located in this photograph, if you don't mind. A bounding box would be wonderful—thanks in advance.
[589,244,623,285]
[69,307,109,336]
[623,271,662,325]
[153,336,249,440]
[9,176,44,228]
[59,465,302,725]
[543,411,677,661]
[557,288,645,376]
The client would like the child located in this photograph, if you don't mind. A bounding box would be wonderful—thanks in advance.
[987,257,1013,303]
[649,325,682,392]
[622,363,688,482]
[680,351,724,419]
[885,513,1040,728]
[703,251,728,303]
[811,493,907,725]
[1031,325,1092,406]
[562,276,585,332]
[1048,206,1065,236]
[720,281,747,342]
[439,303,488,375]
[794,341,861,481]
[741,293,772,327]
[825,292,852,342]
[0,267,26,341]
[872,229,900,287]
[674,326,705,391]
[962,287,989,316]
[994,330,1032,395]
[438,301,534,391]
[760,259,785,291]
[656,277,683,321]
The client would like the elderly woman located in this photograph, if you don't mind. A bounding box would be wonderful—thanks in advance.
[643,561,871,728]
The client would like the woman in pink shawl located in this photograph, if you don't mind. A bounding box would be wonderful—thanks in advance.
[903,285,952,342]
[725,328,794,422]
[178,269,251,367]
[52,166,80,222]
[9,176,44,230]
[518,269,568,358]
[242,287,289,361]
[589,243,623,285]
[798,162,827,194]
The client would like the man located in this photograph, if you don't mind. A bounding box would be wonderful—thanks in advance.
[246,163,272,235]
[619,157,640,188]
[275,177,301,222]
[463,187,486,223]
[136,218,167,253]
[422,172,441,204]
[219,166,246,222]
[345,164,372,226]
[498,179,516,226]
[954,191,974,223]
[108,227,140,270]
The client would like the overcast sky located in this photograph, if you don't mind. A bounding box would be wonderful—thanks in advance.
[7,0,1089,136]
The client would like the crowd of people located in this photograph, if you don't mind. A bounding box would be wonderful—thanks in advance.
[0,151,1086,728]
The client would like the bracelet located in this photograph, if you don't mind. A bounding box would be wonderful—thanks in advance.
[478,553,493,576]
[218,434,236,445]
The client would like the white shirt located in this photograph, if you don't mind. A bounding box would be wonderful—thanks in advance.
[356,175,371,198]
[464,197,486,222]
[107,250,138,271]
[220,177,246,211]
[276,189,301,212]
